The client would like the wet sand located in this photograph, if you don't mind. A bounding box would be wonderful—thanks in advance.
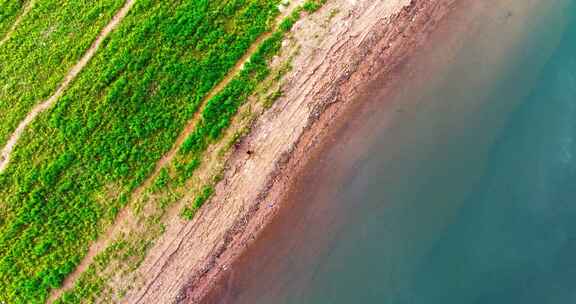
[195,0,569,302]
[193,1,463,303]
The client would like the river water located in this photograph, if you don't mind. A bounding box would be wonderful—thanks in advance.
[206,0,576,303]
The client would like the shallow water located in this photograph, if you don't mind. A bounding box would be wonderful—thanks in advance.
[207,0,576,303]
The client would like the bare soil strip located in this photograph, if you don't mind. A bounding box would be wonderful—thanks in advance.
[0,0,35,46]
[0,0,136,174]
[48,2,306,302]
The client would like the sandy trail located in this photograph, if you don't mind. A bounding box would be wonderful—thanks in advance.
[0,0,36,46]
[0,0,135,174]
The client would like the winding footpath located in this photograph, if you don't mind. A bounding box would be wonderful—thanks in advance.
[0,0,136,174]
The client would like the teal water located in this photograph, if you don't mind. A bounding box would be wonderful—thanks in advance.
[206,1,576,303]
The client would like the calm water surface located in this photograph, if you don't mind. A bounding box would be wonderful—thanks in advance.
[210,1,576,303]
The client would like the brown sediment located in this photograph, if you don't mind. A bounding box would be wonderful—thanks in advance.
[192,1,462,303]
[121,0,460,303]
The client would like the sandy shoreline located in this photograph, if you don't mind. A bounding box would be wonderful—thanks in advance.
[189,0,575,302]
[122,1,459,303]
[191,0,460,302]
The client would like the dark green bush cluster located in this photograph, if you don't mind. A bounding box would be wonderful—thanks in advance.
[181,185,215,220]
[0,0,281,302]
[279,0,326,32]
[303,0,327,13]
[151,167,169,193]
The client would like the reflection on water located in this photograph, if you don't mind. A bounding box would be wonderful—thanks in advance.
[207,0,576,303]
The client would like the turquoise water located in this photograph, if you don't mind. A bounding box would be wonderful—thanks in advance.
[206,1,576,303]
[406,10,576,303]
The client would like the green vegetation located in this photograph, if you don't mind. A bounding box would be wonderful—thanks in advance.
[176,0,327,214]
[0,0,282,302]
[181,185,215,220]
[55,0,326,302]
[0,0,26,37]
[0,0,125,146]
[0,0,328,302]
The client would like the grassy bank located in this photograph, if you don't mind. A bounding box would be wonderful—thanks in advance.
[0,0,26,37]
[55,1,326,302]
[0,0,281,302]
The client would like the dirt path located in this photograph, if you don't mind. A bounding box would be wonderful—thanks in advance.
[0,0,36,46]
[117,1,463,303]
[0,0,136,174]
[47,2,307,302]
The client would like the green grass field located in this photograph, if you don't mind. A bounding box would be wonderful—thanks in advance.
[0,0,325,302]
[0,0,26,37]
[0,0,125,147]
